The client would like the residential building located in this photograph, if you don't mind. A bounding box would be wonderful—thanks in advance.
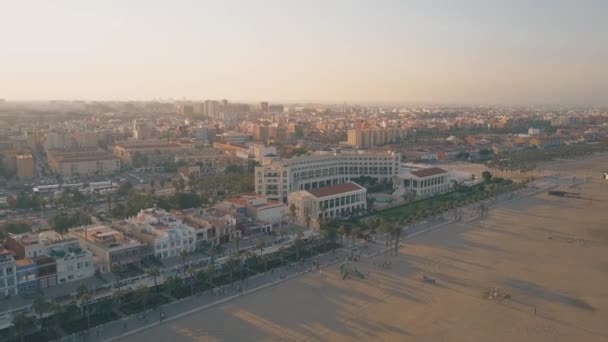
[47,149,120,178]
[0,248,17,297]
[347,127,407,148]
[71,225,145,273]
[178,208,239,247]
[255,150,400,202]
[125,208,197,259]
[288,182,367,228]
[113,140,188,166]
[5,231,94,286]
[16,154,35,180]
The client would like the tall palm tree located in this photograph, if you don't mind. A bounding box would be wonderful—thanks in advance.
[226,256,237,282]
[379,219,394,257]
[255,239,265,258]
[76,284,91,332]
[180,250,188,276]
[186,266,196,295]
[12,312,30,342]
[147,267,161,292]
[32,294,48,321]
[337,225,346,246]
[205,263,216,289]
[135,285,150,311]
[294,231,304,262]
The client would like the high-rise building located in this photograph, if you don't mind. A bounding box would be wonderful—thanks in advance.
[203,100,220,118]
[259,102,269,112]
[75,131,98,148]
[16,154,35,179]
[254,124,270,144]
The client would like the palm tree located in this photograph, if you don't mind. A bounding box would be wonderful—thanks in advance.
[32,294,48,321]
[255,239,265,258]
[337,225,346,246]
[186,266,196,294]
[49,302,65,334]
[288,203,297,223]
[135,285,150,311]
[76,284,91,332]
[205,263,216,289]
[147,267,161,292]
[278,245,285,266]
[226,256,238,282]
[12,312,30,342]
[294,231,304,262]
[164,276,179,298]
[379,219,393,256]
[180,250,188,275]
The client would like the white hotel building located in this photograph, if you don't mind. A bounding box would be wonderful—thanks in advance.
[255,150,400,202]
[288,182,367,228]
[395,164,452,198]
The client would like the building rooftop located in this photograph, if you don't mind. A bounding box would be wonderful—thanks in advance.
[306,182,365,198]
[410,167,448,178]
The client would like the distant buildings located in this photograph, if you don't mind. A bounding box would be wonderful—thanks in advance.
[16,153,35,179]
[113,140,187,167]
[347,127,407,148]
[259,101,269,113]
[288,182,367,228]
[47,150,120,177]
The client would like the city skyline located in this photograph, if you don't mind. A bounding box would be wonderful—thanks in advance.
[1,0,607,105]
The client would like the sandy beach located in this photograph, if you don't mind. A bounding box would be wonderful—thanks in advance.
[121,155,608,342]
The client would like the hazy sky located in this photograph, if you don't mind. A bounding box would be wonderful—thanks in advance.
[1,0,607,105]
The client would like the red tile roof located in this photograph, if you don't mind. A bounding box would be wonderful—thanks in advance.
[306,182,365,198]
[410,167,447,178]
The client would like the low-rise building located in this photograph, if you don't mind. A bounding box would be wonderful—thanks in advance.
[0,248,17,297]
[125,208,197,259]
[71,225,145,273]
[47,149,120,177]
[113,140,188,167]
[288,182,367,228]
[396,165,451,198]
[178,208,239,246]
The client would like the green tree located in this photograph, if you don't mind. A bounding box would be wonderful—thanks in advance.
[11,312,30,342]
[147,267,161,292]
[482,170,493,182]
[76,284,91,332]
[32,294,49,321]
[135,285,150,311]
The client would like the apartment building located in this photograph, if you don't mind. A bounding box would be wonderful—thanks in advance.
[5,231,94,286]
[255,150,400,202]
[16,153,35,179]
[347,127,407,148]
[126,208,197,259]
[47,149,120,177]
[0,248,17,297]
[288,182,367,228]
[113,140,187,166]
[71,225,145,273]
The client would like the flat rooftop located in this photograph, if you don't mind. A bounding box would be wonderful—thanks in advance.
[306,182,365,198]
